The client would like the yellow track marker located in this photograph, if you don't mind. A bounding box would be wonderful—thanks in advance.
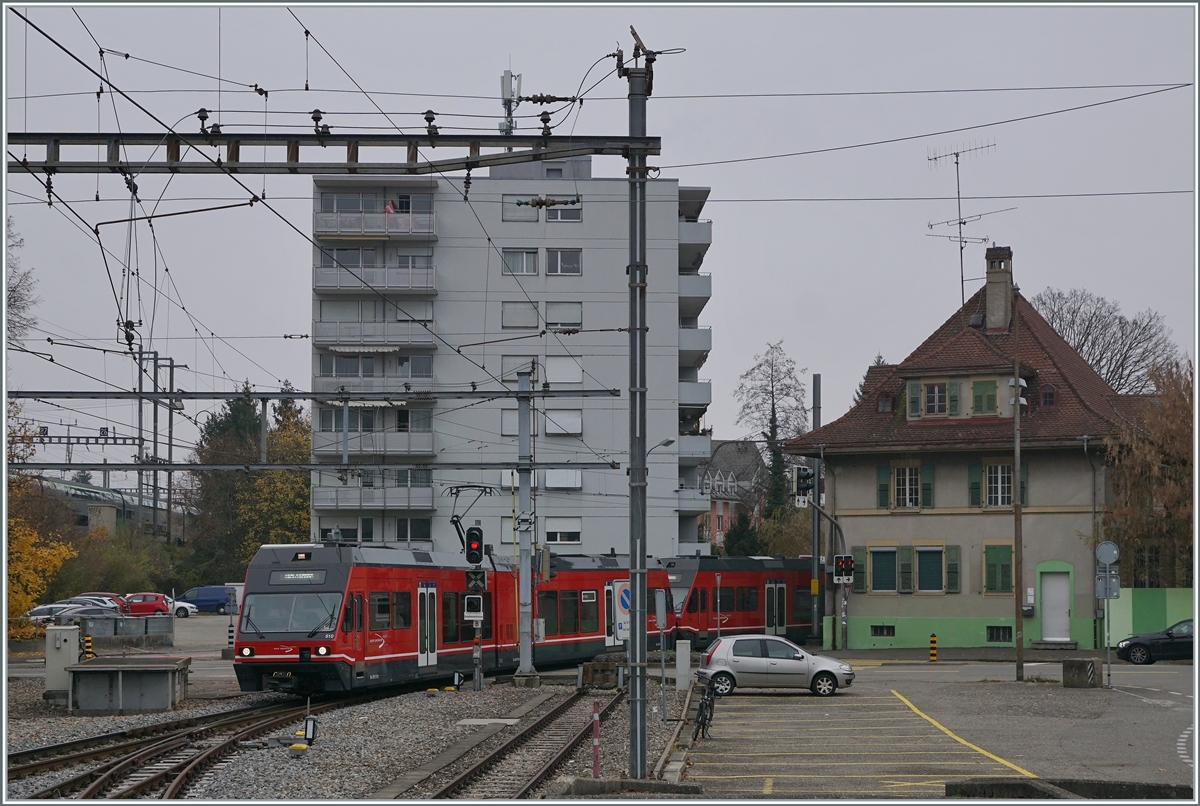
[762,777,774,795]
[891,690,1036,777]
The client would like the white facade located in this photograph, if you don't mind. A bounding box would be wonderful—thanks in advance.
[310,157,712,559]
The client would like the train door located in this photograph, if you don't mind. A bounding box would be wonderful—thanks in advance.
[417,581,438,669]
[765,581,786,635]
[604,583,620,648]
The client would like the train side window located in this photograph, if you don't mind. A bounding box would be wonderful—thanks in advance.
[792,587,812,622]
[342,601,353,633]
[560,590,579,635]
[736,586,758,612]
[392,592,412,629]
[369,592,390,630]
[686,590,699,614]
[715,586,734,613]
[700,589,708,612]
[355,594,364,632]
[605,589,614,637]
[537,590,559,636]
[580,590,599,632]
[442,591,460,643]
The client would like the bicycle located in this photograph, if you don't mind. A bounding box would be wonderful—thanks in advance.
[691,671,717,741]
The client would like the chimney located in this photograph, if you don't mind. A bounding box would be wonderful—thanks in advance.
[984,245,1013,331]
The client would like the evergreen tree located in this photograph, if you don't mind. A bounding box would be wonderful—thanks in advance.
[852,352,888,406]
[722,512,761,557]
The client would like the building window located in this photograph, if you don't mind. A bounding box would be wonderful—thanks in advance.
[916,548,943,592]
[870,549,897,592]
[545,409,582,435]
[547,248,582,275]
[545,469,582,489]
[877,394,893,413]
[501,194,539,222]
[319,354,379,378]
[986,464,1013,507]
[984,544,1013,593]
[972,380,998,414]
[1041,384,1056,407]
[318,407,378,432]
[987,625,1013,642]
[894,466,920,509]
[318,246,378,268]
[547,205,582,222]
[502,249,538,275]
[546,517,581,544]
[545,166,564,178]
[396,409,432,432]
[925,383,947,415]
[500,355,538,382]
[395,355,433,379]
[501,409,538,436]
[545,356,583,384]
[871,625,896,637]
[545,301,583,328]
[501,301,539,329]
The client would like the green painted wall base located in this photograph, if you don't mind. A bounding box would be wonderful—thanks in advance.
[847,616,1102,650]
[822,617,834,650]
[1105,588,1193,648]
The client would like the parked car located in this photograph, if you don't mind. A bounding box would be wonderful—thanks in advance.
[167,598,199,618]
[696,634,855,697]
[124,593,170,616]
[176,586,236,614]
[1116,619,1194,665]
[76,592,130,614]
[55,597,121,611]
[55,606,121,621]
[24,603,77,623]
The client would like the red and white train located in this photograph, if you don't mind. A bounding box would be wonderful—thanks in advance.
[232,542,819,694]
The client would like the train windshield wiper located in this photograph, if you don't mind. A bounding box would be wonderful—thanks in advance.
[243,606,265,638]
[307,610,336,638]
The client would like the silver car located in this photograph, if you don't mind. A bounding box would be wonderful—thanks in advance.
[696,634,855,697]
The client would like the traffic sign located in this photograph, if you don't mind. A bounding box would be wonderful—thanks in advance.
[613,580,630,641]
[1095,572,1121,600]
[1096,541,1119,565]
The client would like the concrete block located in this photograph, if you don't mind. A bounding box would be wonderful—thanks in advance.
[675,640,691,691]
[1062,658,1102,688]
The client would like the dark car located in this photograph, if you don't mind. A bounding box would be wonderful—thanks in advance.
[1116,619,1193,665]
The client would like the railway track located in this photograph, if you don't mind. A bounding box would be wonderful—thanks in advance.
[432,689,625,800]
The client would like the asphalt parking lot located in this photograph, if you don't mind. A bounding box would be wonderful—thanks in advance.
[684,661,1193,798]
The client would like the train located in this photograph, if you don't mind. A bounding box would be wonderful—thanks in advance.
[232,542,820,694]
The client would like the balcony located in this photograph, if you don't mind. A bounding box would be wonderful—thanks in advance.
[313,376,436,394]
[312,430,435,456]
[677,434,711,466]
[679,380,712,409]
[311,485,435,510]
[313,211,437,240]
[314,265,436,294]
[678,326,712,369]
[677,485,710,515]
[678,220,712,271]
[311,320,436,348]
[678,272,711,318]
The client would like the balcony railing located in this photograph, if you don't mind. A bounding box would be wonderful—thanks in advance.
[313,376,436,394]
[314,211,437,238]
[311,485,435,510]
[311,430,435,455]
[679,380,712,408]
[311,320,435,347]
[677,434,711,461]
[313,265,436,293]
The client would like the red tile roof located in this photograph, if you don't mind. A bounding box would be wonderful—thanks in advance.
[787,284,1141,456]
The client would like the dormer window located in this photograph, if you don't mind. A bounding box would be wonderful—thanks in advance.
[877,393,893,413]
[925,383,948,415]
[1041,384,1056,407]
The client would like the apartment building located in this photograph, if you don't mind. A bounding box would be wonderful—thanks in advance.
[309,156,713,559]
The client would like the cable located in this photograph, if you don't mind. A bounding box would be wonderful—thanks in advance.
[662,84,1192,169]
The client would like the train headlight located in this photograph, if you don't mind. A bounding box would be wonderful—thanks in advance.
[239,646,254,657]
[315,645,330,656]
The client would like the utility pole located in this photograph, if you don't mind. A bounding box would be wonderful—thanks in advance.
[1013,279,1024,681]
[136,347,145,538]
[810,373,821,643]
[618,28,655,780]
[516,368,536,678]
[152,354,160,537]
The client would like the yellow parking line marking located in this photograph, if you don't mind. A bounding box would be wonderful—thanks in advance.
[762,777,773,794]
[689,760,1009,766]
[691,750,979,757]
[688,772,1026,780]
[882,779,949,788]
[891,690,1037,778]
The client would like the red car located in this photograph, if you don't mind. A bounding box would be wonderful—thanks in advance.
[77,592,131,614]
[124,592,170,616]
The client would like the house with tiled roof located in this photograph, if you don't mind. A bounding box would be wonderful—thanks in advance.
[701,440,769,547]
[786,246,1139,650]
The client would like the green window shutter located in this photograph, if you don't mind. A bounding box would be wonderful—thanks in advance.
[897,545,914,593]
[907,382,921,417]
[948,382,959,415]
[920,464,934,508]
[946,545,961,593]
[968,462,982,507]
[985,546,998,592]
[984,381,997,413]
[985,545,1013,593]
[877,466,891,508]
[851,546,866,594]
[1020,462,1028,506]
[972,381,984,414]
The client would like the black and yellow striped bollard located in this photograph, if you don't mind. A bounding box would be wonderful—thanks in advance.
[928,633,937,662]
[84,634,94,660]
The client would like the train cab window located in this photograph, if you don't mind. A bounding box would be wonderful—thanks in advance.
[342,601,353,633]
[714,586,734,613]
[700,589,708,612]
[369,592,390,630]
[580,590,599,633]
[392,592,412,629]
[559,590,579,635]
[457,592,493,640]
[537,591,559,636]
[686,590,699,613]
[736,587,759,612]
[355,594,364,632]
[442,591,460,643]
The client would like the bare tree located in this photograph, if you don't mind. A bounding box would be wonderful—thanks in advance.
[734,341,808,518]
[6,216,40,344]
[1032,287,1180,394]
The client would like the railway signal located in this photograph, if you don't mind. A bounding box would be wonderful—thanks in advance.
[465,526,484,566]
[466,570,487,591]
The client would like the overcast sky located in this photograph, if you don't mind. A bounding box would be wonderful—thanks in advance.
[4,4,1195,484]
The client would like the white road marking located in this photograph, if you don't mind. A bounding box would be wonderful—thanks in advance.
[1176,725,1193,768]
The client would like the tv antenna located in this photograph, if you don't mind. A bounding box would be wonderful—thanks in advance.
[926,140,1015,310]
